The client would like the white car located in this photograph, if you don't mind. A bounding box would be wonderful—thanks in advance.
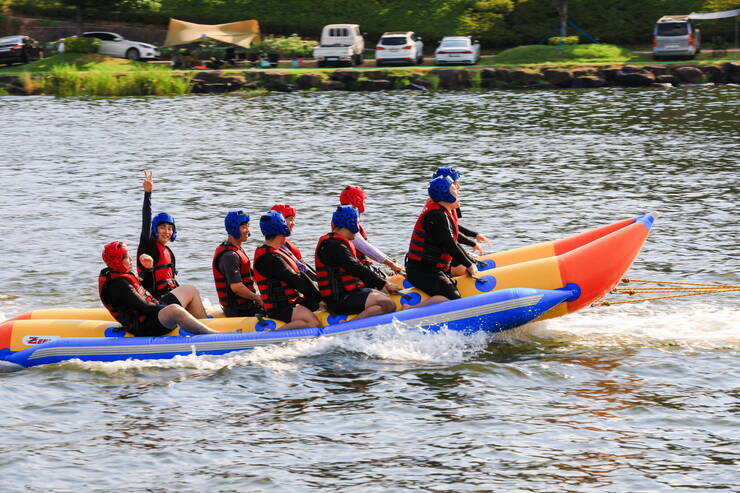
[375,31,423,66]
[435,36,480,65]
[80,32,160,61]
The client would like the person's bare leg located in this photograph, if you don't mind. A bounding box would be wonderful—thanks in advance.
[413,295,448,308]
[158,304,216,334]
[450,265,466,277]
[277,305,322,331]
[170,285,207,319]
[353,291,395,320]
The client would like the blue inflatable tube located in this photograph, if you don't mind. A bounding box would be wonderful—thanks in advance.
[1,287,572,370]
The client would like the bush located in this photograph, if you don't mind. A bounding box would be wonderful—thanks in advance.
[250,35,318,58]
[64,37,101,54]
[548,36,579,45]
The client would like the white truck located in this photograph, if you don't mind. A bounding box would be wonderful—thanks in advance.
[312,24,365,67]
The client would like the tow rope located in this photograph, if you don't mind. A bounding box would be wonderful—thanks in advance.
[595,278,740,306]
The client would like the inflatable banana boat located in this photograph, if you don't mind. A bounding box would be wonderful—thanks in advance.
[0,214,654,370]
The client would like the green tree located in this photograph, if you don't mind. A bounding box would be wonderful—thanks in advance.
[58,0,120,31]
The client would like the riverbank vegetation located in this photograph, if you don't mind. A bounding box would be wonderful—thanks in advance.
[2,0,738,48]
[493,44,634,65]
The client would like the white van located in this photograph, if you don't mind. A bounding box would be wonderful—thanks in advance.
[652,15,701,59]
[312,24,365,67]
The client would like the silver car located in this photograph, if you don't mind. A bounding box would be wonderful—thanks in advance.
[652,16,701,59]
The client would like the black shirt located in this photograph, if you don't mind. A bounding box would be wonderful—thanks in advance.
[422,209,474,268]
[317,236,387,290]
[136,191,178,298]
[253,247,322,310]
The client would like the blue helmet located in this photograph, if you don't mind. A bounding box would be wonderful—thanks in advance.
[151,212,177,241]
[260,210,291,237]
[428,176,457,203]
[225,210,250,239]
[432,166,461,182]
[332,205,360,234]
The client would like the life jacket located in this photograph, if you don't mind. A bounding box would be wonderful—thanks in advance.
[98,268,159,329]
[283,239,303,260]
[212,242,256,309]
[151,241,178,294]
[253,244,300,311]
[408,201,460,272]
[315,232,365,300]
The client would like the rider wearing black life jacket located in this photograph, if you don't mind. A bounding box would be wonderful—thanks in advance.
[99,241,216,336]
[212,210,263,317]
[406,176,478,302]
[252,210,323,329]
[136,172,179,300]
[315,205,399,319]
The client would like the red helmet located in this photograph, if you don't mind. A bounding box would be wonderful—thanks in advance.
[339,185,367,213]
[102,241,130,272]
[271,203,297,218]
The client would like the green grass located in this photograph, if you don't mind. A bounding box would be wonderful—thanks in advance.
[0,53,164,74]
[41,64,192,96]
[492,44,634,65]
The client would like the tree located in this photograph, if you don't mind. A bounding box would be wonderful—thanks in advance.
[58,0,120,32]
[552,0,567,39]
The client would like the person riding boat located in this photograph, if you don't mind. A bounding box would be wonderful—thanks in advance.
[339,185,404,276]
[315,205,400,320]
[431,166,492,256]
[136,170,179,299]
[270,203,318,281]
[253,210,323,330]
[99,241,217,336]
[212,210,263,317]
[135,170,208,318]
[405,176,478,306]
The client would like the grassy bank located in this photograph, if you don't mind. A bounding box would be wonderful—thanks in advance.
[491,44,635,66]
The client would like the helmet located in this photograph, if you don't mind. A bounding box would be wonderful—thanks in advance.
[271,203,296,219]
[339,185,367,213]
[224,210,250,239]
[260,210,291,237]
[332,205,360,234]
[432,166,461,182]
[102,241,130,272]
[151,212,177,241]
[428,176,457,203]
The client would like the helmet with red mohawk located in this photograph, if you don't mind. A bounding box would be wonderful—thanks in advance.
[102,241,130,273]
[271,203,297,219]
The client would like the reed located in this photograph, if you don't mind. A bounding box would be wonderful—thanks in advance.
[41,64,192,97]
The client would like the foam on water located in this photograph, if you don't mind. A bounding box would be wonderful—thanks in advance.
[513,300,740,350]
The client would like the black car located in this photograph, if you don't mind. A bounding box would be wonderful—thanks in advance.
[0,35,43,65]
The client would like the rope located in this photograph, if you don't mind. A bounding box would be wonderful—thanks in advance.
[595,278,740,306]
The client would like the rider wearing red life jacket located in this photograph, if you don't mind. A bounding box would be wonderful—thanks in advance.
[136,171,179,299]
[212,210,263,317]
[315,205,399,320]
[405,177,478,304]
[339,185,404,276]
[99,241,215,336]
[270,203,318,281]
[253,210,323,329]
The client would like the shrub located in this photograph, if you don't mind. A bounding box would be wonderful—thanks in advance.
[250,35,317,58]
[63,37,101,54]
[548,36,580,46]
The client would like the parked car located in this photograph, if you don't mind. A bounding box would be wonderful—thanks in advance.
[313,24,365,67]
[434,36,480,65]
[80,32,160,61]
[375,31,424,66]
[652,15,701,60]
[0,35,42,66]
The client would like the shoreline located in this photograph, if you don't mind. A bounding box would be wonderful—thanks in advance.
[2,62,739,96]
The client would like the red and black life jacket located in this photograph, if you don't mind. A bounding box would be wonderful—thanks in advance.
[408,201,460,272]
[315,232,365,300]
[283,239,303,261]
[253,244,300,311]
[151,241,178,294]
[212,242,256,309]
[98,268,159,328]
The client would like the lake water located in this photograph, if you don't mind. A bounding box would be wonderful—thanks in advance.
[0,87,738,492]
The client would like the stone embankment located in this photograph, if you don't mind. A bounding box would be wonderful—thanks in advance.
[2,63,739,95]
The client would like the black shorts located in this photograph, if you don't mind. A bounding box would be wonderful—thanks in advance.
[266,298,318,323]
[223,301,261,318]
[128,311,171,337]
[405,260,461,300]
[160,292,181,306]
[326,288,373,315]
